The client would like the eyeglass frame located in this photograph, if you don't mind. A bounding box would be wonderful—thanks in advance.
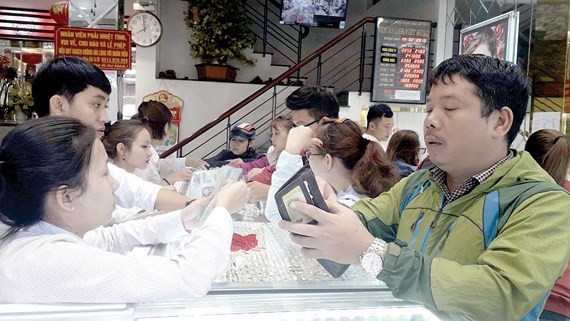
[319,117,348,125]
[293,118,320,128]
[303,150,324,158]
[293,117,348,128]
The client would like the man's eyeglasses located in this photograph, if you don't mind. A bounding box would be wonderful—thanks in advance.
[294,118,320,128]
[303,150,324,158]
[320,117,348,125]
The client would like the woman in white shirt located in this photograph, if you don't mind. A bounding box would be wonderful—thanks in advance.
[102,119,153,174]
[0,116,249,303]
[102,119,162,222]
[305,118,399,206]
[132,100,208,186]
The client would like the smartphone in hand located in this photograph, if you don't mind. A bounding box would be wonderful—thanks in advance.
[275,165,350,278]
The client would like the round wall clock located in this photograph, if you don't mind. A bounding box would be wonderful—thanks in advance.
[127,11,163,47]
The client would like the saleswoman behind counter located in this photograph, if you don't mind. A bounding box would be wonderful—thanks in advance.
[0,116,249,303]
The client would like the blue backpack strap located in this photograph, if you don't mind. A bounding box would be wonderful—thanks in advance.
[399,170,431,215]
[482,179,566,249]
[521,293,549,321]
[482,190,500,249]
[482,180,565,320]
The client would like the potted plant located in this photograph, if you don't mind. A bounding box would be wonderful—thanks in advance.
[7,81,34,121]
[183,0,256,82]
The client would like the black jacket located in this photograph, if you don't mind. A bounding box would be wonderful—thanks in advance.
[204,148,262,168]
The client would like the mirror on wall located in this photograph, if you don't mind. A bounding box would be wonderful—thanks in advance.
[0,40,54,80]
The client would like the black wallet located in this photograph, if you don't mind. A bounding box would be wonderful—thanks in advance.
[275,165,350,278]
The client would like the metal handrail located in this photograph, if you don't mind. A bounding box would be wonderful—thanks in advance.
[161,16,376,158]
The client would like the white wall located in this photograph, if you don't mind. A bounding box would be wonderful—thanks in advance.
[156,0,286,83]
[137,32,297,157]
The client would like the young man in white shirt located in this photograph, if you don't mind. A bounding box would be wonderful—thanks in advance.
[363,103,394,143]
[32,56,190,212]
[264,86,340,222]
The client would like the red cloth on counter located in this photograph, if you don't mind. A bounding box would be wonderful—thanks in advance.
[230,233,258,252]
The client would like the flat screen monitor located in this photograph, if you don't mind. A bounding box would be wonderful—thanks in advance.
[280,0,348,29]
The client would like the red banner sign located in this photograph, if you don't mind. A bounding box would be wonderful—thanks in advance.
[55,27,132,71]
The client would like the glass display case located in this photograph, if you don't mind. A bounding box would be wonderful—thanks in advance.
[0,205,441,321]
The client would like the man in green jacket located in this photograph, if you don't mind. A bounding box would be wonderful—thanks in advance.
[279,55,570,321]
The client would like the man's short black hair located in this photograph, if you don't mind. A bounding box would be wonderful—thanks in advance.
[366,103,393,128]
[428,54,529,145]
[286,86,339,120]
[32,56,112,117]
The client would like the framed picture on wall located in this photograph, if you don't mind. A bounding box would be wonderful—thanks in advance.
[459,11,519,63]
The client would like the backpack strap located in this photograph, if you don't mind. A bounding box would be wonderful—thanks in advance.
[482,179,566,250]
[481,179,566,321]
[399,170,432,215]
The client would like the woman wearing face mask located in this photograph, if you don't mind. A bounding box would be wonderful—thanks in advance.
[132,100,208,186]
[525,129,570,321]
[307,118,399,206]
[102,120,153,174]
[0,116,249,303]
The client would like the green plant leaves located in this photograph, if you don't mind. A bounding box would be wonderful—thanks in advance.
[183,0,257,66]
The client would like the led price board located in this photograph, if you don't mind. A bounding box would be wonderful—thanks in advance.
[371,18,431,104]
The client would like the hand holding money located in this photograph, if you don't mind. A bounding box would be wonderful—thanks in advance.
[247,181,269,201]
[181,196,213,231]
[215,181,250,214]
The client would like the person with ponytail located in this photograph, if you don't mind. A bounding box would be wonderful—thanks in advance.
[132,100,208,185]
[525,129,570,321]
[102,120,153,174]
[307,117,399,205]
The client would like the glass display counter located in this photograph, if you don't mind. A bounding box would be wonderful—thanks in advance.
[0,204,442,321]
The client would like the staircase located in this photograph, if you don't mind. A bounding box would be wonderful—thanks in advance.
[234,49,290,84]
[161,16,378,159]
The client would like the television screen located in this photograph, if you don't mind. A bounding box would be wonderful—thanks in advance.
[280,0,348,29]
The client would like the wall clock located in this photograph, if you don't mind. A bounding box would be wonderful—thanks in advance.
[127,11,163,47]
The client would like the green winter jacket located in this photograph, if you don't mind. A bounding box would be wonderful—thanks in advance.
[352,151,570,321]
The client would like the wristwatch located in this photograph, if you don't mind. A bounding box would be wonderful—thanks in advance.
[359,238,386,276]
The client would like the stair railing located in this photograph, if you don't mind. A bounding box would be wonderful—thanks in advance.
[161,17,377,159]
[244,0,301,65]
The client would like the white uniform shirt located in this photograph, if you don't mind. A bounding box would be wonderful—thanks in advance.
[108,162,162,212]
[0,207,232,303]
[134,146,186,185]
[265,150,304,223]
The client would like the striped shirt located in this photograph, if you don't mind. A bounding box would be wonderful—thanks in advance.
[0,208,232,303]
[431,150,514,203]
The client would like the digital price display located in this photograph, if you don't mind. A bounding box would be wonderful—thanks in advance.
[371,18,432,104]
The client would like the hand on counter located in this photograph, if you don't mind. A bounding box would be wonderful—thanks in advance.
[186,158,209,170]
[227,158,244,165]
[166,168,193,183]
